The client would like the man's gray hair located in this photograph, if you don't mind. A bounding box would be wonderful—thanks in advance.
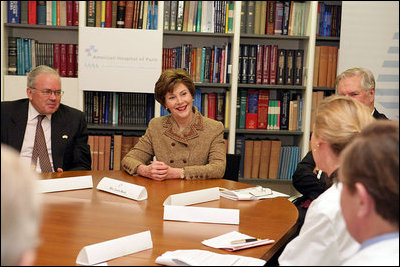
[335,67,376,92]
[27,65,60,88]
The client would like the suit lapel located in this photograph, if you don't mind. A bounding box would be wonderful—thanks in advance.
[10,100,29,151]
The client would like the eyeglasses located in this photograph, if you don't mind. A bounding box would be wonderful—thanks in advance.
[30,88,64,97]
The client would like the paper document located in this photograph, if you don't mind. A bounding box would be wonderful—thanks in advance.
[38,175,93,193]
[155,249,266,266]
[97,177,147,201]
[202,231,275,252]
[163,187,220,206]
[220,186,289,200]
[76,230,153,265]
[164,205,239,225]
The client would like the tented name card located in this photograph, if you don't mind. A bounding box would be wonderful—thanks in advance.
[38,175,93,193]
[164,205,239,225]
[96,177,147,201]
[76,230,153,265]
[163,187,220,206]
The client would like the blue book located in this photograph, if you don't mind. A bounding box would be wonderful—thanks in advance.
[104,93,109,124]
[235,135,246,178]
[194,88,202,113]
[153,1,158,30]
[37,1,47,25]
[278,146,285,179]
[147,1,152,29]
[238,89,247,129]
[297,97,303,130]
[7,1,20,24]
[160,106,170,116]
[146,93,155,125]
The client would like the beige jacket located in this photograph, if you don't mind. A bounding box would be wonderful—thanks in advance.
[121,107,226,180]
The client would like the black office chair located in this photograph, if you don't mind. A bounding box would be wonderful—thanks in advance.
[223,153,241,181]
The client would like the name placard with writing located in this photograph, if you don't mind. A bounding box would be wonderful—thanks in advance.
[96,177,147,201]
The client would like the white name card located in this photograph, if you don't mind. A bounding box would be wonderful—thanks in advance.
[96,177,147,201]
[163,187,220,206]
[38,175,93,193]
[163,205,240,225]
[76,230,153,265]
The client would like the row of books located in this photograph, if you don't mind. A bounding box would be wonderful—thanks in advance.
[239,44,304,85]
[241,1,306,36]
[89,134,230,171]
[8,37,78,77]
[84,91,155,126]
[237,89,303,131]
[163,1,234,33]
[86,1,158,29]
[235,137,301,179]
[88,135,140,171]
[162,43,232,84]
[7,1,79,26]
[313,45,339,88]
[316,2,341,37]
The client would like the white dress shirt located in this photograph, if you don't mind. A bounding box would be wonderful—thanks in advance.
[279,182,360,266]
[342,233,399,266]
[20,102,54,172]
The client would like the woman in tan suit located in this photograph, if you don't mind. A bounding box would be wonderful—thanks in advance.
[122,69,226,180]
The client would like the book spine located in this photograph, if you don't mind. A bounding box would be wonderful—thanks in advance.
[8,1,21,24]
[37,1,46,25]
[294,49,304,86]
[277,49,286,85]
[28,1,37,24]
[269,45,278,85]
[105,1,113,27]
[285,49,295,85]
[245,90,259,129]
[8,37,17,75]
[116,1,126,28]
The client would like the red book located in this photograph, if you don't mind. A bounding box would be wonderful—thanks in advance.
[73,1,79,26]
[207,93,216,120]
[66,1,73,26]
[53,44,61,75]
[257,90,270,129]
[269,45,278,85]
[124,1,134,28]
[28,1,37,24]
[66,44,75,77]
[256,44,263,84]
[105,1,112,27]
[74,44,78,77]
[266,1,276,35]
[60,44,67,77]
[262,45,271,84]
[245,90,259,129]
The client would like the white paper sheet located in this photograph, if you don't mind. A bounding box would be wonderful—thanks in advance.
[163,187,220,206]
[155,249,266,266]
[220,186,289,200]
[76,230,153,265]
[38,175,93,193]
[96,177,147,201]
[202,231,275,251]
[163,205,239,225]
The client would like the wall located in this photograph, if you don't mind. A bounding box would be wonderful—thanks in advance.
[338,1,399,120]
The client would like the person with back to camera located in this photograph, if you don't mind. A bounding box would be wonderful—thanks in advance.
[122,68,226,180]
[278,95,375,265]
[339,120,399,266]
[1,144,42,266]
[290,67,388,234]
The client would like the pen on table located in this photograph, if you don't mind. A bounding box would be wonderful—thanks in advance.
[231,238,261,244]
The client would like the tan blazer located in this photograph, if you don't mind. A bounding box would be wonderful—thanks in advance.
[122,107,226,179]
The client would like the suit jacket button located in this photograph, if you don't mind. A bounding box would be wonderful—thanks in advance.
[183,159,187,163]
[171,142,175,146]
[170,160,174,163]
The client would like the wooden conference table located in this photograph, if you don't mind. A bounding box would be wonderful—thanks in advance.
[34,170,298,266]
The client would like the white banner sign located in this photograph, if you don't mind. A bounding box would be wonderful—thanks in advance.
[79,27,162,93]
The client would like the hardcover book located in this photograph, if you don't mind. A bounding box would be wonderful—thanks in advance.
[245,90,259,129]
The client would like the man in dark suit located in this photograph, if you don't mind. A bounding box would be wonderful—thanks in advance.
[291,67,388,236]
[1,65,91,172]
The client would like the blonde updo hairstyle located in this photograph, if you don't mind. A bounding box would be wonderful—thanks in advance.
[313,95,375,156]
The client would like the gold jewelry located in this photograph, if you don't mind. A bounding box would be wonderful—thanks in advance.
[180,168,185,179]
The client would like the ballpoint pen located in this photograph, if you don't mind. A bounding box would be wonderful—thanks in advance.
[231,238,261,244]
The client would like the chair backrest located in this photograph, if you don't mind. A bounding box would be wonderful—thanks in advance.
[223,153,241,181]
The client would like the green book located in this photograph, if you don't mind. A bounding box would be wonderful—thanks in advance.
[239,90,247,129]
[52,1,57,26]
[196,1,202,32]
[86,1,96,27]
[200,47,206,83]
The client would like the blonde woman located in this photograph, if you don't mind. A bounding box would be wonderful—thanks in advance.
[279,95,375,265]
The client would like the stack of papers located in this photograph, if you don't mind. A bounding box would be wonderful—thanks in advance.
[155,249,266,266]
[202,231,274,252]
[220,186,289,200]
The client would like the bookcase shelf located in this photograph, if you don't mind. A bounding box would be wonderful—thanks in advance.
[240,34,309,40]
[235,129,303,136]
[4,23,78,31]
[164,31,233,38]
[238,84,306,90]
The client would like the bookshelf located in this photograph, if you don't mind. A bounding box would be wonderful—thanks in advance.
[1,1,340,192]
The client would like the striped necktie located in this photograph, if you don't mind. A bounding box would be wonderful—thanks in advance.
[31,115,53,172]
